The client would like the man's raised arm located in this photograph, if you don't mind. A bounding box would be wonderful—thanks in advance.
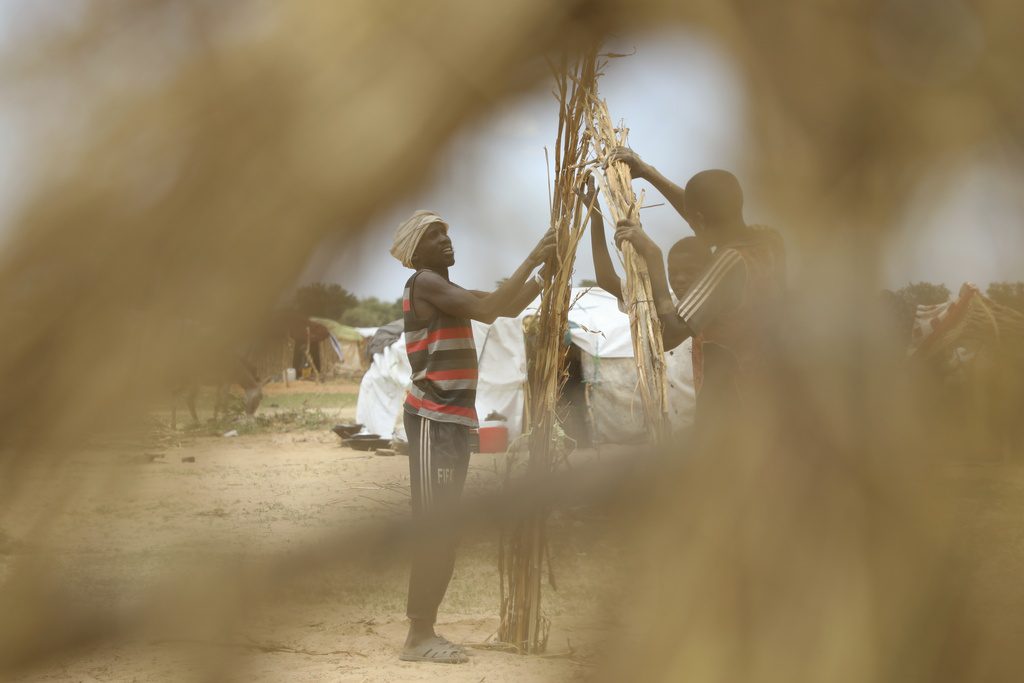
[579,175,623,301]
[470,276,543,318]
[614,218,692,350]
[608,148,688,222]
[418,231,554,324]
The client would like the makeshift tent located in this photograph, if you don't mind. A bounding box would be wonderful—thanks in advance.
[251,315,367,381]
[309,317,366,373]
[356,288,696,445]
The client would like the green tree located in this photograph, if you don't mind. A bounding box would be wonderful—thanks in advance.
[987,282,1024,314]
[290,283,357,320]
[578,278,599,287]
[895,282,951,308]
[340,297,403,326]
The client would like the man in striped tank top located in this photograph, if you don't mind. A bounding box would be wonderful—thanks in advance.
[390,210,554,664]
[606,149,786,436]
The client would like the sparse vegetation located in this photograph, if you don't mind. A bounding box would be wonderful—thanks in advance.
[988,281,1024,314]
[339,297,403,327]
[289,283,402,327]
[895,281,952,307]
[263,392,358,412]
[166,387,356,437]
[290,282,359,321]
[181,407,338,437]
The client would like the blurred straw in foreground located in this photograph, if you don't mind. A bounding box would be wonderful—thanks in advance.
[2,0,1024,681]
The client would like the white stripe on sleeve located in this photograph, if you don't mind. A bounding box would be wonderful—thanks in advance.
[677,249,743,322]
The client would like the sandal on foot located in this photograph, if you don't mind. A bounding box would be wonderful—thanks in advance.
[399,635,468,664]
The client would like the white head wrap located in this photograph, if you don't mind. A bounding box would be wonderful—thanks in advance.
[390,210,448,268]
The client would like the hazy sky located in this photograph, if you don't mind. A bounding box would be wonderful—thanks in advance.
[0,13,1019,298]
[299,28,1022,300]
[884,150,1024,290]
[298,30,750,300]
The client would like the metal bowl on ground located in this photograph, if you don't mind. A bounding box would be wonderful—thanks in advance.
[331,423,364,439]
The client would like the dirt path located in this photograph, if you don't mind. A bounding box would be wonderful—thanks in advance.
[4,429,618,682]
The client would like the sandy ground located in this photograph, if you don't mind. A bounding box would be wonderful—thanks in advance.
[6,411,1024,681]
[2,422,623,682]
[262,380,362,396]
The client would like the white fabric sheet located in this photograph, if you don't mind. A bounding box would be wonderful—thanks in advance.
[355,288,696,445]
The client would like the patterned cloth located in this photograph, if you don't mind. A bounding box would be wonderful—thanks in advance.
[909,283,980,355]
[390,210,448,268]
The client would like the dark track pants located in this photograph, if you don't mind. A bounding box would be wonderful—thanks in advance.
[404,412,471,624]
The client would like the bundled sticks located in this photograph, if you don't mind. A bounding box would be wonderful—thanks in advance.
[498,49,598,654]
[587,92,670,444]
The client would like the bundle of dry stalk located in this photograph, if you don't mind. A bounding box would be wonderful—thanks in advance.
[587,89,670,444]
[497,49,599,654]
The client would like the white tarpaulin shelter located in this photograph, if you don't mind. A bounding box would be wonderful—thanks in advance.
[356,288,696,444]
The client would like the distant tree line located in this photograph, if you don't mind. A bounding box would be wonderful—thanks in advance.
[291,280,1023,327]
[289,283,403,327]
[893,282,951,308]
[986,281,1024,314]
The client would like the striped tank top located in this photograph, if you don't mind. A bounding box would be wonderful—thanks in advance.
[402,270,479,428]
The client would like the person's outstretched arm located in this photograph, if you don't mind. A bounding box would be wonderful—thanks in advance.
[579,175,623,301]
[614,218,692,350]
[607,148,688,221]
[473,271,545,318]
[501,271,545,318]
[416,230,554,324]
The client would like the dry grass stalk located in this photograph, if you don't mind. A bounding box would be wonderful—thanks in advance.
[497,48,598,654]
[587,89,670,444]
